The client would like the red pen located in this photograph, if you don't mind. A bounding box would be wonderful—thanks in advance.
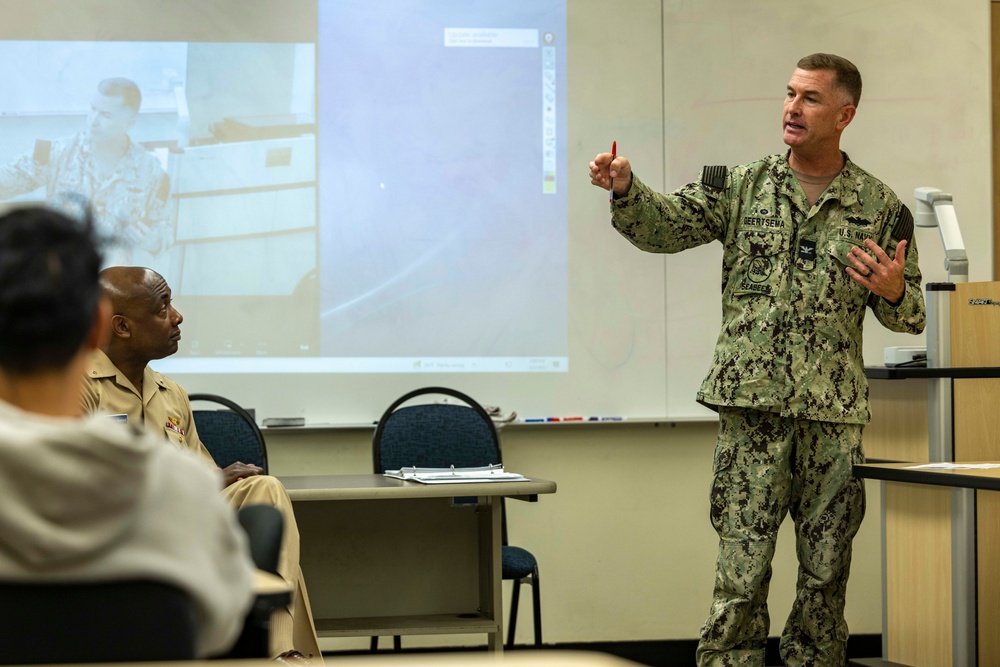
[609,140,617,203]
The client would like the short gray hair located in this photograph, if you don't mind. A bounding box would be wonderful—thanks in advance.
[797,53,862,106]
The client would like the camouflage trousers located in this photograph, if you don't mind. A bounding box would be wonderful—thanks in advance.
[695,407,866,667]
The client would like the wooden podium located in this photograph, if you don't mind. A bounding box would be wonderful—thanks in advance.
[863,281,1000,667]
[866,280,1000,463]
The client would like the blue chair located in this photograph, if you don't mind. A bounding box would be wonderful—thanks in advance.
[189,393,268,472]
[371,386,542,650]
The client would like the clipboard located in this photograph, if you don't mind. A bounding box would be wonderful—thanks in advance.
[383,464,529,484]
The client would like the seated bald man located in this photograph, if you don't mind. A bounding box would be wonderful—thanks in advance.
[81,266,321,664]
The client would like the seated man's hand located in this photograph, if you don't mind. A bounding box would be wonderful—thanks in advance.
[220,461,264,487]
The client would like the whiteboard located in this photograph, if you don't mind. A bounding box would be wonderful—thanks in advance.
[0,0,991,423]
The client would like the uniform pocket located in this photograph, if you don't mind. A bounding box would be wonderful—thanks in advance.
[162,425,187,449]
[824,239,871,307]
[826,239,859,267]
[709,443,736,535]
[737,229,785,256]
[712,442,735,475]
[733,229,786,298]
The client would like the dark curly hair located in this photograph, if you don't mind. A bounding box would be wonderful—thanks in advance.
[0,205,104,374]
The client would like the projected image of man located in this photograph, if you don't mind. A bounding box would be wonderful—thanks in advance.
[0,77,171,266]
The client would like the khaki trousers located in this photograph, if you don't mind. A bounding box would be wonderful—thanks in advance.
[223,475,322,661]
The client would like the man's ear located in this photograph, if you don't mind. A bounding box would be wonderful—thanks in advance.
[87,297,113,350]
[837,104,856,131]
[110,311,131,340]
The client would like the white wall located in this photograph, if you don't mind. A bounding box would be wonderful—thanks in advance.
[264,0,993,648]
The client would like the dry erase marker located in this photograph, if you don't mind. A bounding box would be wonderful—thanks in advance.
[600,416,626,421]
[523,418,546,423]
[546,417,561,422]
[609,140,617,203]
[563,416,583,421]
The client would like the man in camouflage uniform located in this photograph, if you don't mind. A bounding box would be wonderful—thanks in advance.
[589,54,925,666]
[0,77,171,267]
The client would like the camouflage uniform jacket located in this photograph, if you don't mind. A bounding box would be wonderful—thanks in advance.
[612,152,926,424]
[0,131,171,257]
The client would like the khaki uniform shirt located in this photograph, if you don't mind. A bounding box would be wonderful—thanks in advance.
[80,351,324,659]
[82,349,216,467]
[612,152,926,424]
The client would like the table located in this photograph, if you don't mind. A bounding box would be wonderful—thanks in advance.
[856,461,1000,491]
[35,650,642,667]
[853,462,1000,667]
[864,366,1000,463]
[278,473,557,651]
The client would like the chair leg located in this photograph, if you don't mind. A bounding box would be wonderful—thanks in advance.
[506,578,522,648]
[369,634,401,652]
[531,571,542,647]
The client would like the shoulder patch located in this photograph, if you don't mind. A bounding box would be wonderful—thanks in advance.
[701,165,727,191]
[892,204,914,244]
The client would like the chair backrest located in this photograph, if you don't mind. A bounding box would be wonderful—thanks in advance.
[237,504,284,576]
[0,579,196,663]
[189,393,268,473]
[373,386,502,474]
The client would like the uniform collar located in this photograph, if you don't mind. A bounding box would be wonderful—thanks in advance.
[87,349,168,406]
[776,150,862,212]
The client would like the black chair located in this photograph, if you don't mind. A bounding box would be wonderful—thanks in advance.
[371,386,542,650]
[0,509,284,664]
[0,579,197,663]
[238,504,284,576]
[224,504,288,659]
[189,393,268,472]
